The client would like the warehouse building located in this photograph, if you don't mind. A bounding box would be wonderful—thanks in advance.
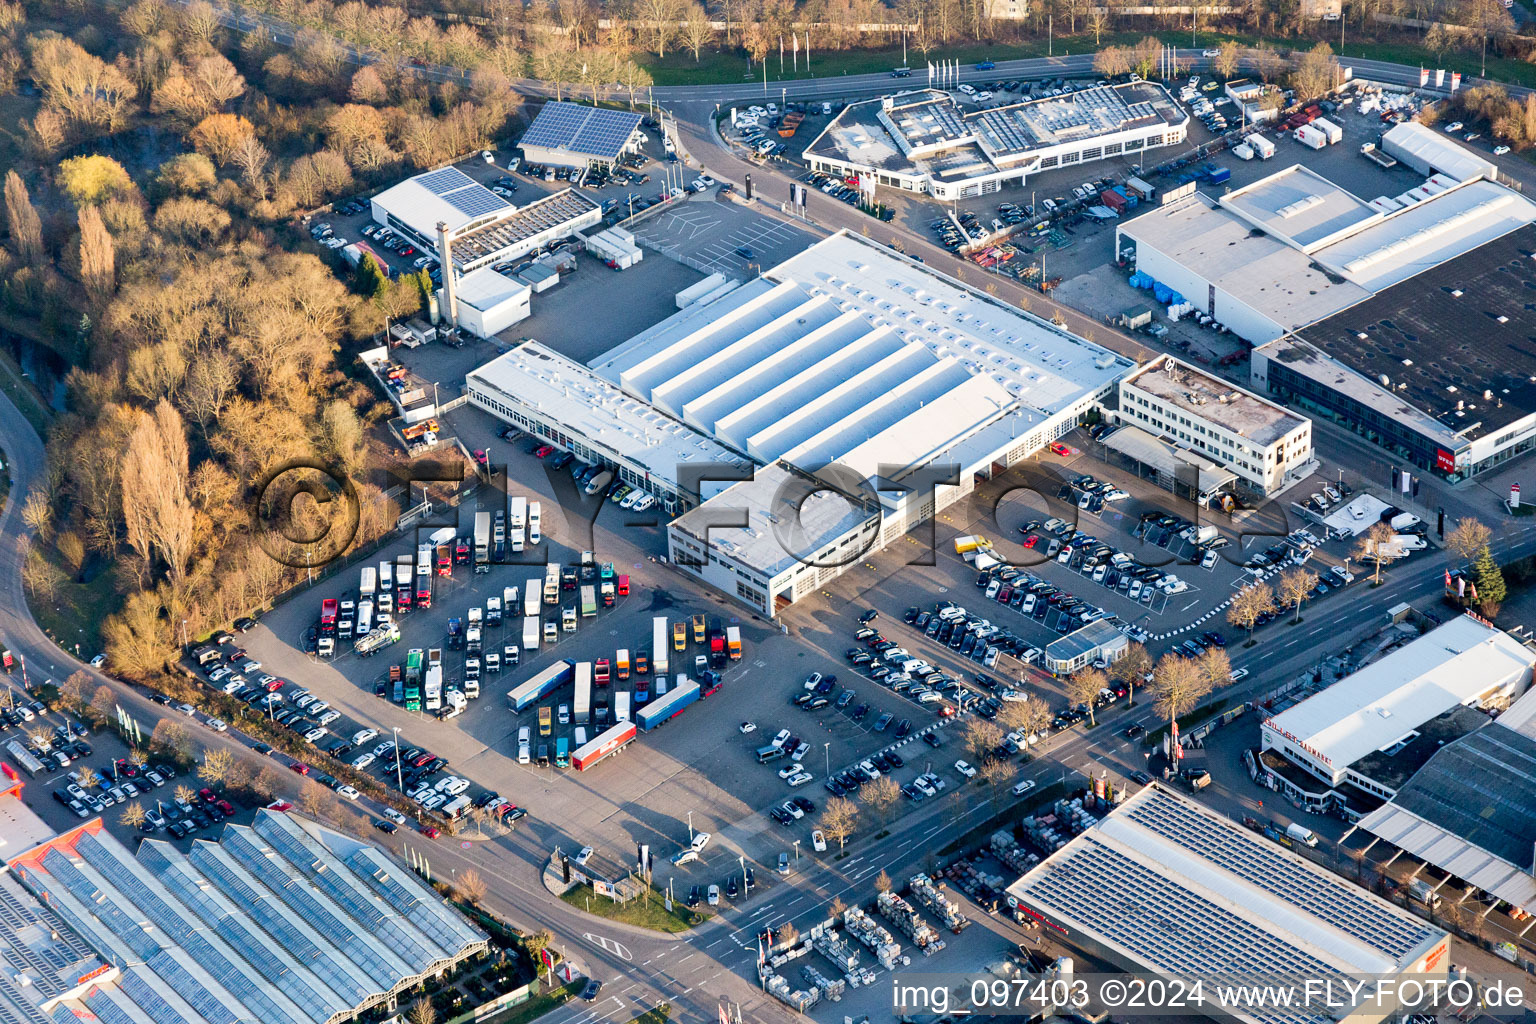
[803,83,1188,200]
[1252,225,1536,479]
[1380,121,1498,184]
[1116,355,1314,497]
[1117,164,1536,345]
[1260,614,1532,808]
[370,169,601,276]
[1007,787,1450,1024]
[518,101,643,171]
[466,340,753,513]
[444,267,530,339]
[3,807,487,1024]
[1354,690,1536,923]
[588,230,1134,617]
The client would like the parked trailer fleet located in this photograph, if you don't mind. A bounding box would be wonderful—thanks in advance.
[637,678,700,731]
[572,721,637,770]
[507,661,574,712]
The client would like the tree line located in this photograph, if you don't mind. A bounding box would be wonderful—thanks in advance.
[5,0,516,677]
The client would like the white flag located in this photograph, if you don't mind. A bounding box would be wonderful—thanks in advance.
[793,33,798,54]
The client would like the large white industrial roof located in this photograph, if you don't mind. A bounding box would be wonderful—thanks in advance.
[1120,193,1368,331]
[670,461,877,579]
[454,266,529,312]
[1007,787,1445,1024]
[467,341,752,488]
[591,231,1131,482]
[1382,121,1498,183]
[1262,614,1532,772]
[1310,178,1536,293]
[1220,164,1382,252]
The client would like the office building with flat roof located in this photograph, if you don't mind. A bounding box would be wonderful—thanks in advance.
[804,83,1187,200]
[1117,355,1314,496]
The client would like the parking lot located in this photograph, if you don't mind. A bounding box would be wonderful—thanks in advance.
[2,684,267,851]
[630,198,819,278]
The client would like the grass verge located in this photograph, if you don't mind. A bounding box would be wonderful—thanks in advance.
[31,570,119,662]
[628,1006,671,1024]
[478,982,579,1024]
[559,883,704,933]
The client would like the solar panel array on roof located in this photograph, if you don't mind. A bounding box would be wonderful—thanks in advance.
[520,101,641,160]
[447,188,599,268]
[1123,796,1433,961]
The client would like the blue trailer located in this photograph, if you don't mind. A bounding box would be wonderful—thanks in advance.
[636,678,700,731]
[506,660,574,713]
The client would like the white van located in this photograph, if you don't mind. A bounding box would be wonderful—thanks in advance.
[1286,823,1319,847]
[517,726,531,765]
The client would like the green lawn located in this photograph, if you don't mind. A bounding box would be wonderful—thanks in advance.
[628,1006,671,1024]
[559,883,704,933]
[32,568,119,662]
[0,341,54,437]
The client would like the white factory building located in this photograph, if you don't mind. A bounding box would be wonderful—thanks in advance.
[803,83,1188,200]
[462,231,1135,618]
[370,168,601,276]
[1116,159,1536,345]
[1261,614,1533,798]
[1007,786,1450,1024]
[444,267,530,339]
[594,231,1135,617]
[1115,354,1314,497]
[465,340,752,513]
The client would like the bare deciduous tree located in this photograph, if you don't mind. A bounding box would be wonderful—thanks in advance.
[1277,566,1319,622]
[120,801,147,828]
[1227,582,1276,641]
[455,869,487,904]
[819,796,859,852]
[200,747,233,785]
[865,775,900,833]
[4,170,43,263]
[1151,653,1213,743]
[1446,517,1491,563]
[1067,666,1107,725]
[120,400,195,585]
[78,205,116,305]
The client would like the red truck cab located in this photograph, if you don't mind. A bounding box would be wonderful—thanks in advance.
[595,659,610,686]
[320,599,338,635]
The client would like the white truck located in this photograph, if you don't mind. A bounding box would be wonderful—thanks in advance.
[504,585,520,618]
[359,566,376,598]
[510,496,527,553]
[486,596,503,626]
[1249,134,1276,159]
[1295,123,1327,149]
[424,665,443,712]
[653,616,670,675]
[356,599,373,636]
[529,501,542,546]
[523,615,541,651]
[1312,117,1343,144]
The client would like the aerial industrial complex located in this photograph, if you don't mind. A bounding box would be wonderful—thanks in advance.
[804,83,1189,199]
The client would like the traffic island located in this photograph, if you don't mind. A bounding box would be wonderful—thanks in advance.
[558,883,704,933]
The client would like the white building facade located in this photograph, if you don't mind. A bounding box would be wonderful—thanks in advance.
[1117,354,1314,496]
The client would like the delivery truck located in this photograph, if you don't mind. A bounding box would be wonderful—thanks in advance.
[636,678,701,731]
[1295,123,1327,149]
[727,626,742,660]
[529,501,542,545]
[543,566,560,606]
[614,691,632,722]
[572,721,636,770]
[523,616,541,652]
[506,660,575,713]
[1312,117,1342,144]
[505,585,520,618]
[359,566,376,598]
[581,585,597,618]
[474,512,491,572]
[616,649,631,680]
[573,662,592,724]
[510,496,527,553]
[653,618,670,675]
[486,596,502,626]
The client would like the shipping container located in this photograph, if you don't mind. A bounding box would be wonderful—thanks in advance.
[653,617,670,675]
[572,721,637,770]
[507,661,574,712]
[574,662,592,725]
[636,678,701,731]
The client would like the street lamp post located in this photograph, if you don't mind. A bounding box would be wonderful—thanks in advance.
[824,741,830,778]
[793,839,800,861]
[687,810,694,843]
[393,726,404,792]
[739,855,748,894]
